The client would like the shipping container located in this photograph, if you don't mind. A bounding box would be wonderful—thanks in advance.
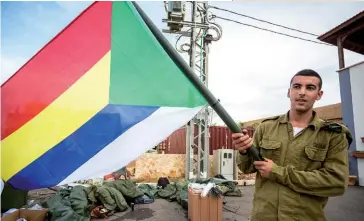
[158,125,255,155]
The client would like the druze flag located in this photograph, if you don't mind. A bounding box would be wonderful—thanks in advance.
[1,1,206,190]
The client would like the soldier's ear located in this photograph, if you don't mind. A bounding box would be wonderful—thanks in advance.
[316,90,323,100]
[287,88,290,98]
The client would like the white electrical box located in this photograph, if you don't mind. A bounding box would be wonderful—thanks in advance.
[212,149,237,181]
[165,1,186,32]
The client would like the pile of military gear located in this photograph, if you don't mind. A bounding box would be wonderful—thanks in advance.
[1,175,242,220]
[138,175,243,210]
[41,180,150,220]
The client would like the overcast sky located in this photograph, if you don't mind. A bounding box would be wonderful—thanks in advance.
[1,1,364,125]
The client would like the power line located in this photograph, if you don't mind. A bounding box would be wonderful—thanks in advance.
[209,5,319,37]
[211,15,331,46]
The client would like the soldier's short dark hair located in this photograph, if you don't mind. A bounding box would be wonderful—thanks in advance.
[290,69,322,90]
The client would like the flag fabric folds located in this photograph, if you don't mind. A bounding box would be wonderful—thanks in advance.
[1,1,206,190]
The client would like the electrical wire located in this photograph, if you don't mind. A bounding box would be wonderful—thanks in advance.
[175,34,187,53]
[209,5,319,37]
[174,6,205,53]
[212,15,332,46]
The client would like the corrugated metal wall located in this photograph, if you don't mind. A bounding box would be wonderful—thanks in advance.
[158,125,255,155]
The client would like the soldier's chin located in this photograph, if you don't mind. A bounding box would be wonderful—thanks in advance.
[294,105,309,112]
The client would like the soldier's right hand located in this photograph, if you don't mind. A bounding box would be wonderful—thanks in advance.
[232,129,253,154]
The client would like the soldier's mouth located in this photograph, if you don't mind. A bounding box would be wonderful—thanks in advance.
[296,99,307,102]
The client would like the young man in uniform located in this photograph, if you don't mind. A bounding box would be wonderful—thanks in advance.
[232,69,352,221]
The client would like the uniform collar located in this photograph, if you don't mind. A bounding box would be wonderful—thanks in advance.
[278,110,322,129]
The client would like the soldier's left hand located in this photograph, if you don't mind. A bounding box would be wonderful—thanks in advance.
[254,158,274,178]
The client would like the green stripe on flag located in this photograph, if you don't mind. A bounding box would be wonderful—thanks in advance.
[109,2,206,108]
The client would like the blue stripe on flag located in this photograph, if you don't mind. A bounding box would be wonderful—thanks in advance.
[8,104,158,190]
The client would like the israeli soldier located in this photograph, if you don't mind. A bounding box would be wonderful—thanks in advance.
[232,69,352,221]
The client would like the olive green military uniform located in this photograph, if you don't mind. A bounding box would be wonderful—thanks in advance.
[236,111,352,221]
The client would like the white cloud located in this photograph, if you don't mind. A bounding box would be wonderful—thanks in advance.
[54,1,92,14]
[2,1,363,125]
[1,1,92,86]
[1,55,27,85]
[204,3,364,125]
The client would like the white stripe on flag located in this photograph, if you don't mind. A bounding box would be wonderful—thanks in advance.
[58,106,203,185]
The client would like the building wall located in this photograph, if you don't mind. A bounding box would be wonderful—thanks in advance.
[339,68,358,179]
[338,61,364,186]
[243,103,343,127]
[348,62,364,186]
[314,103,343,123]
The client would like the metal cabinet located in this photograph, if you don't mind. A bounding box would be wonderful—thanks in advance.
[212,149,236,181]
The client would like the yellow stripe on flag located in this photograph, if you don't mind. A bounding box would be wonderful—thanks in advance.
[1,51,111,181]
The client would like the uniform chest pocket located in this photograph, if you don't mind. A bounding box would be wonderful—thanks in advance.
[259,139,281,162]
[300,146,327,171]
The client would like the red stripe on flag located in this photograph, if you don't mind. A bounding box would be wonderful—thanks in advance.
[1,1,112,139]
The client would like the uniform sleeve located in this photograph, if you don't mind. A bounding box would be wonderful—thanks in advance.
[236,124,263,174]
[269,131,350,197]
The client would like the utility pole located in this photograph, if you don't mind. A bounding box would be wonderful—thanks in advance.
[186,1,198,180]
[163,1,222,180]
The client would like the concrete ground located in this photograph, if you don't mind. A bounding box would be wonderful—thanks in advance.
[104,185,364,221]
[324,186,364,221]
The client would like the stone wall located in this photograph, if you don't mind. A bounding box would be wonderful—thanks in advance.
[127,153,254,183]
[128,153,212,182]
[133,154,186,182]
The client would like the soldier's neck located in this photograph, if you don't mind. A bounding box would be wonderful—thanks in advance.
[289,109,313,128]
